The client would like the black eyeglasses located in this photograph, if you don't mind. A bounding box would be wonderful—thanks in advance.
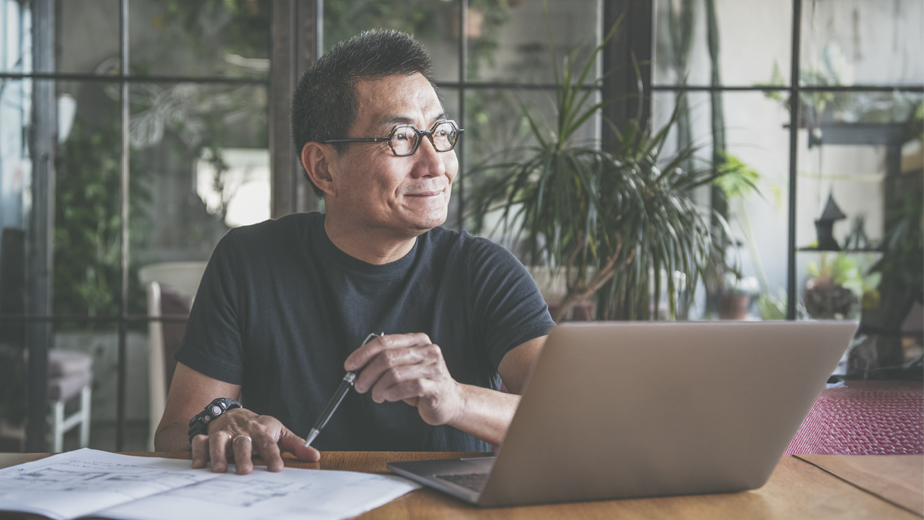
[322,120,463,157]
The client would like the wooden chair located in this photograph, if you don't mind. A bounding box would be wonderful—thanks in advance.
[138,262,207,450]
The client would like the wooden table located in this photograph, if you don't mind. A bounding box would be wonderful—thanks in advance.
[0,452,921,519]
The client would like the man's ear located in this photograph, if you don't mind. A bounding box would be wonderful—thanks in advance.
[301,142,337,198]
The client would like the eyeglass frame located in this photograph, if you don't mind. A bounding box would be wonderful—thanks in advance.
[321,120,464,157]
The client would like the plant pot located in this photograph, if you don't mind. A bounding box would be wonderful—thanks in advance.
[804,283,857,320]
[717,292,751,320]
[449,7,485,39]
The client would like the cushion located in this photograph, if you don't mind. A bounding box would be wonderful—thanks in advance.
[786,381,924,455]
[47,369,92,401]
[48,350,93,377]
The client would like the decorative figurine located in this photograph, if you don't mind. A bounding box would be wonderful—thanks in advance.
[814,192,847,251]
[842,215,872,251]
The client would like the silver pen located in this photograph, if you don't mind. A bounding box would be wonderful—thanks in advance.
[304,332,383,447]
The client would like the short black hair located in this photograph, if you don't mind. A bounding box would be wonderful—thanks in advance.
[291,30,438,199]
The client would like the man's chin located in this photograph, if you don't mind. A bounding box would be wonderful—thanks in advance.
[407,211,448,233]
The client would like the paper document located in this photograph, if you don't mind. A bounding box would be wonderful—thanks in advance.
[0,448,419,520]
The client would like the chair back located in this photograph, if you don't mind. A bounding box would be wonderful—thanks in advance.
[138,261,207,450]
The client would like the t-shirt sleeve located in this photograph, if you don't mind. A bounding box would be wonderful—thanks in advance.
[466,238,556,371]
[174,231,246,384]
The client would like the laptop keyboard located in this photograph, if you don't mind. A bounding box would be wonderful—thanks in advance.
[435,472,489,492]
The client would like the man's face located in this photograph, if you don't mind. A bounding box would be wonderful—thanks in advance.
[326,72,458,237]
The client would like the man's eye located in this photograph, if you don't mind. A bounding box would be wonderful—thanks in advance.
[394,131,410,141]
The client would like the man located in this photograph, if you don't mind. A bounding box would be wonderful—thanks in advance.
[155,30,554,475]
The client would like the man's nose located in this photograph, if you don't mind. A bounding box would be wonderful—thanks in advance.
[410,137,447,178]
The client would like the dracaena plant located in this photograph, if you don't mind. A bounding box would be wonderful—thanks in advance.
[467,18,724,322]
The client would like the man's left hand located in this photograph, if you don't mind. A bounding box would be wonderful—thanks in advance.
[344,333,465,426]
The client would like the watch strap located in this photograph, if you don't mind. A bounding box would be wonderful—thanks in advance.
[187,398,242,444]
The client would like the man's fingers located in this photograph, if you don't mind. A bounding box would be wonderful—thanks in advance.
[252,429,285,472]
[373,375,431,404]
[208,430,232,473]
[344,333,432,372]
[190,434,209,469]
[353,345,434,393]
[278,428,321,463]
[231,434,254,475]
[369,364,433,403]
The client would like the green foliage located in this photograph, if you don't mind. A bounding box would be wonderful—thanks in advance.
[868,174,924,327]
[806,253,863,291]
[468,19,722,321]
[714,153,760,201]
[164,0,271,64]
[323,0,510,80]
[54,115,152,322]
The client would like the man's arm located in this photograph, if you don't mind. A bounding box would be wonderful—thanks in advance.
[155,363,319,474]
[344,334,545,446]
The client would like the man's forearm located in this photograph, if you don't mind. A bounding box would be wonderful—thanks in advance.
[154,422,192,452]
[448,384,521,446]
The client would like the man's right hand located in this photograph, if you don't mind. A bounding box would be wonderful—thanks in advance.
[155,363,320,474]
[190,407,320,474]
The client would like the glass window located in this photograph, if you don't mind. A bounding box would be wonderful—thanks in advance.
[795,94,922,324]
[323,0,461,82]
[801,0,924,87]
[128,82,269,266]
[56,0,121,75]
[652,0,793,87]
[130,0,271,79]
[1,0,33,74]
[474,0,600,83]
[652,91,793,320]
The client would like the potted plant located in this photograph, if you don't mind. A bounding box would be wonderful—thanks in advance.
[803,253,863,320]
[467,20,723,322]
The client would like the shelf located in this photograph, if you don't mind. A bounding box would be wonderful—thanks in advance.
[797,247,881,253]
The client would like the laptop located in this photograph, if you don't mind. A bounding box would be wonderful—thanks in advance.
[387,321,857,507]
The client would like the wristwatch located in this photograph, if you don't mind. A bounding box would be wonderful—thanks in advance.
[187,398,242,444]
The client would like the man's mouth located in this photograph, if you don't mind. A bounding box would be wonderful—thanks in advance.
[404,189,444,197]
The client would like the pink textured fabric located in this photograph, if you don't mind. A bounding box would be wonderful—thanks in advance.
[786,381,924,455]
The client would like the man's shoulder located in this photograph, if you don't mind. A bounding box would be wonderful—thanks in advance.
[224,212,319,244]
[423,226,506,254]
[422,226,522,271]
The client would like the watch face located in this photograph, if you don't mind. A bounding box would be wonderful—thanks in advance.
[211,405,222,416]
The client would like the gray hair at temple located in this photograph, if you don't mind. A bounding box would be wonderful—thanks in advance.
[290,30,439,199]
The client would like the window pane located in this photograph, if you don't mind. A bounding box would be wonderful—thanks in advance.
[652,91,793,320]
[54,80,133,317]
[801,0,924,87]
[57,0,121,75]
[51,319,153,452]
[462,86,601,238]
[131,0,271,79]
[473,0,600,84]
[795,94,923,324]
[652,0,793,87]
[323,1,461,82]
[127,82,270,268]
[0,79,28,236]
[0,77,28,446]
[1,0,33,74]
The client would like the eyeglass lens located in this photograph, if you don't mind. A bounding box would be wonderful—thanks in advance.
[391,121,459,156]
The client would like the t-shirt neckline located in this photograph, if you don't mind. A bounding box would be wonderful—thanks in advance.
[313,213,419,278]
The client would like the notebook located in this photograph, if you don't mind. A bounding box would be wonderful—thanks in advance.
[387,321,857,507]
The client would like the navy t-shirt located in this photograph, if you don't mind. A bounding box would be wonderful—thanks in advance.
[175,212,554,452]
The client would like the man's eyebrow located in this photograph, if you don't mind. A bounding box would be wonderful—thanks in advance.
[378,113,448,129]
